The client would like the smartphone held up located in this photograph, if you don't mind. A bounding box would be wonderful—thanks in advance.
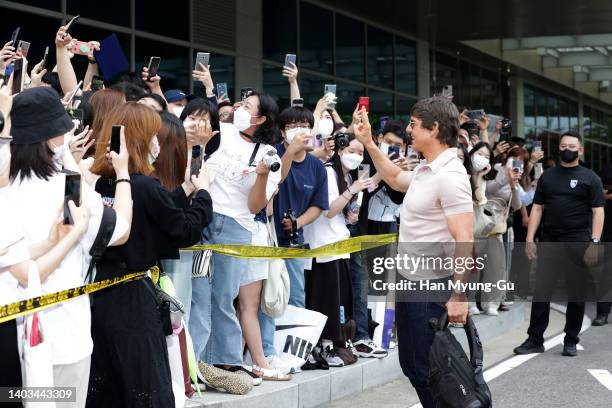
[63,170,82,225]
[110,125,121,155]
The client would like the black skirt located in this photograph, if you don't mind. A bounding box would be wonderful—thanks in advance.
[305,258,353,341]
[86,274,174,408]
[0,320,23,408]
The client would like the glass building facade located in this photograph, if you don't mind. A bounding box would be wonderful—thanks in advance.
[1,0,236,95]
[1,0,611,171]
[262,0,418,125]
[523,84,612,172]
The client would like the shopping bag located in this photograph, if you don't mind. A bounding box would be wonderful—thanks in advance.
[178,327,194,398]
[21,262,55,408]
[273,305,328,368]
[167,328,186,408]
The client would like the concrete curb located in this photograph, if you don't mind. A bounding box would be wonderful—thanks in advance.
[187,303,524,408]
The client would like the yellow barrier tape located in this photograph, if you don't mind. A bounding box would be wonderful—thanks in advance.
[182,233,398,258]
[0,272,146,324]
[0,233,398,324]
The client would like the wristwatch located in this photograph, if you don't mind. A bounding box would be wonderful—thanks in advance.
[591,238,601,245]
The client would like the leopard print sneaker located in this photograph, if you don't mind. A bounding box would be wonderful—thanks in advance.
[197,362,253,395]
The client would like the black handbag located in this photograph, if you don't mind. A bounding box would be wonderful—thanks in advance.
[428,311,492,408]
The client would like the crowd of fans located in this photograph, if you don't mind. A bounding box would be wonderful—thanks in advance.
[1,20,611,408]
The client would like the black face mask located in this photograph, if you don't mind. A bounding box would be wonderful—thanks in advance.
[560,149,579,163]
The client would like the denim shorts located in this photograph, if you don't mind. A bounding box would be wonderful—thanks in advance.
[241,220,269,286]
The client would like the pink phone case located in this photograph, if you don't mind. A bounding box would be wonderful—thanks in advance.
[71,41,95,58]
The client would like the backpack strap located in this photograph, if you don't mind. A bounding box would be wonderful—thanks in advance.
[84,206,117,284]
[435,311,484,372]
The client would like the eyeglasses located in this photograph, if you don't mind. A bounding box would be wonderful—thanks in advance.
[408,120,417,129]
[285,123,310,130]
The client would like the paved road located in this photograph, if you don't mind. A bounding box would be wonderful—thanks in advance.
[325,303,612,408]
[488,312,612,408]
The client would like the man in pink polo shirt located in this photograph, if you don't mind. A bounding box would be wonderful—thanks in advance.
[355,96,473,408]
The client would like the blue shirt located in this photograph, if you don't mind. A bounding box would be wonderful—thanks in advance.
[273,144,329,247]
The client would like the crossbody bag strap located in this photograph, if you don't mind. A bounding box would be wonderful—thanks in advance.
[248,142,261,167]
[85,206,117,284]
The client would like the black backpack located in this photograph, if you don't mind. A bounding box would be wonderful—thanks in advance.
[428,311,492,408]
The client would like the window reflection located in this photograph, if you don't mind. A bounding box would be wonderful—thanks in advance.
[263,64,290,110]
[396,37,416,95]
[300,2,333,74]
[336,14,364,82]
[396,95,417,123]
[263,0,297,62]
[69,0,130,27]
[368,90,393,127]
[135,38,189,92]
[367,26,393,89]
[136,0,189,40]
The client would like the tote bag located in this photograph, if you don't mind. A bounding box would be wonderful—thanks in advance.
[260,216,290,317]
[22,262,55,408]
[273,305,328,368]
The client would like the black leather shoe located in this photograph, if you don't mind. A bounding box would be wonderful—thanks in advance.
[562,343,577,357]
[592,313,609,326]
[513,339,545,355]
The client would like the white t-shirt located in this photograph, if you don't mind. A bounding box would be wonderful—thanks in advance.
[0,195,31,305]
[303,166,350,270]
[206,123,281,232]
[0,171,128,365]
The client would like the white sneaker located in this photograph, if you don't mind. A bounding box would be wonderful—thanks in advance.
[353,339,388,358]
[321,345,344,367]
[485,306,499,316]
[469,305,481,315]
[266,355,300,375]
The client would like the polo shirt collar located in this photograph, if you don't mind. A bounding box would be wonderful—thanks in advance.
[423,147,458,174]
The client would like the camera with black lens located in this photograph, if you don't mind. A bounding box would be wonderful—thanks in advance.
[461,120,480,137]
[283,209,310,249]
[263,148,281,172]
[333,132,350,149]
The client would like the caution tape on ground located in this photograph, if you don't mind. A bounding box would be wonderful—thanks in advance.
[0,233,398,324]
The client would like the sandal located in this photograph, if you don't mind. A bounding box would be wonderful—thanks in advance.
[250,365,292,381]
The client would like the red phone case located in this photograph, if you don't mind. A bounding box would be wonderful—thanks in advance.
[358,97,369,113]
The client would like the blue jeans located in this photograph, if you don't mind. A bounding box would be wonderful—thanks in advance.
[259,257,305,357]
[161,251,194,323]
[189,213,251,365]
[396,277,450,408]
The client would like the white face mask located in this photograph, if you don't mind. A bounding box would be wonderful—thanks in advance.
[471,155,489,172]
[233,107,252,131]
[172,106,184,117]
[341,152,363,170]
[149,136,160,164]
[50,135,68,163]
[379,142,390,155]
[285,127,309,145]
[318,118,334,136]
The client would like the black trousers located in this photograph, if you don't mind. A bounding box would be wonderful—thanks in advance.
[0,320,23,408]
[527,233,589,346]
[396,277,451,408]
[597,302,612,314]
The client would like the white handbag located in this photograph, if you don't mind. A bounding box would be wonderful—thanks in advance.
[260,216,290,318]
[21,262,55,408]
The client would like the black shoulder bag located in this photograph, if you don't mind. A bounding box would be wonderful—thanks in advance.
[428,311,492,408]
